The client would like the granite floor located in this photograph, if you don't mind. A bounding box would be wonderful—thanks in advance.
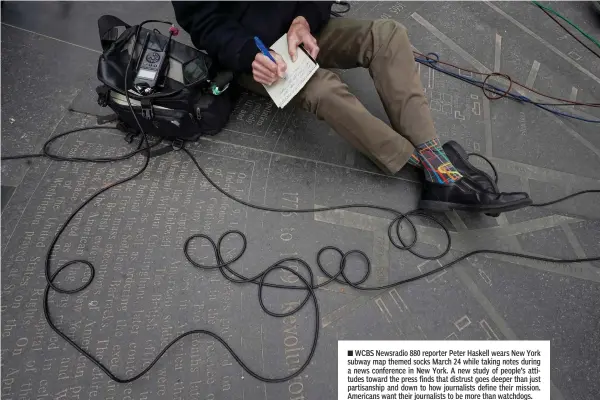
[1,2,600,400]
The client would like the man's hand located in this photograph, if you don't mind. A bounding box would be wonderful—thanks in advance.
[252,51,287,85]
[287,16,319,62]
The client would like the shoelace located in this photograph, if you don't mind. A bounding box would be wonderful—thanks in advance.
[467,152,500,186]
[465,152,513,199]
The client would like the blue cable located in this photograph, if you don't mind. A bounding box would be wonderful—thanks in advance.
[414,53,600,124]
[416,53,600,123]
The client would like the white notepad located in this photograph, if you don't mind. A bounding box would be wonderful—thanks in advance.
[262,33,320,108]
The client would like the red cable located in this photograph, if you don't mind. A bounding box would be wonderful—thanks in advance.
[412,51,600,107]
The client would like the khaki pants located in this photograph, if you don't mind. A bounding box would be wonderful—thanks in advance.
[237,18,438,174]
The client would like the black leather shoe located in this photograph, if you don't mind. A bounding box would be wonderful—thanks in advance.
[442,140,499,194]
[419,176,532,213]
[442,140,504,217]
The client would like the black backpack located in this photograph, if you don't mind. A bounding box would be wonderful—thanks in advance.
[95,15,234,143]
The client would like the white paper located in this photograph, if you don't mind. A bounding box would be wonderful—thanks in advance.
[338,340,551,400]
[262,33,319,108]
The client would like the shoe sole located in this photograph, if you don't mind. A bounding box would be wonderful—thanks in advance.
[419,198,533,214]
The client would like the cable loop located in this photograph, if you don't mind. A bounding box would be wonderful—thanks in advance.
[482,72,513,100]
[424,52,440,64]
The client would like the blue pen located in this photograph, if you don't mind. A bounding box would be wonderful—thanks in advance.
[254,36,286,80]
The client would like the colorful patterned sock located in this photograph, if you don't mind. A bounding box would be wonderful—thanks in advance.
[407,150,422,168]
[415,138,463,184]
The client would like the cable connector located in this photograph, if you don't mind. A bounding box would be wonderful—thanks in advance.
[169,25,179,36]
[172,138,184,151]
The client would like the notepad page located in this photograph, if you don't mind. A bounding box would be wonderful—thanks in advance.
[262,33,319,108]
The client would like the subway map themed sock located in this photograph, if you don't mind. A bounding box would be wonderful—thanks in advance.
[415,138,463,184]
[407,150,422,168]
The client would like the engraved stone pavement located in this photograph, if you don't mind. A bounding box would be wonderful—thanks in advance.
[1,2,600,400]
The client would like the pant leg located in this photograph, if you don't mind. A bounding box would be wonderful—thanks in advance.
[237,68,414,174]
[315,18,438,146]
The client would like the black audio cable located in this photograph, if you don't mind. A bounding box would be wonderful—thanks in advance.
[2,19,599,386]
[35,129,600,384]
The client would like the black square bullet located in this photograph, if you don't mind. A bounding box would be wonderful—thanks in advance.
[348,350,353,356]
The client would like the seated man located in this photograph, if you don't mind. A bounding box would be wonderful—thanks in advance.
[172,1,531,214]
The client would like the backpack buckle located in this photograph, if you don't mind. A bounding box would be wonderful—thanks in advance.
[141,98,154,120]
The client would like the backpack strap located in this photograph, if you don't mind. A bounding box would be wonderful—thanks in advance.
[98,15,131,52]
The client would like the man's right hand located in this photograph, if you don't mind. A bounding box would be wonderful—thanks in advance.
[252,51,287,85]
